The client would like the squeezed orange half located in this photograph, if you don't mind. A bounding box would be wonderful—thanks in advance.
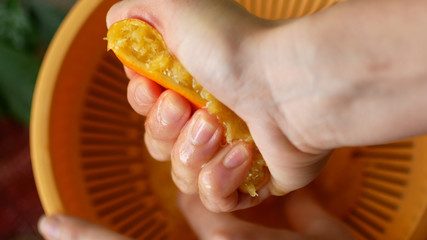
[107,19,269,197]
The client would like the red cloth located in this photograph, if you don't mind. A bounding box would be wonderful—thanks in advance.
[0,118,44,238]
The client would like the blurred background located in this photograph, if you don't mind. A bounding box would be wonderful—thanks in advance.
[0,0,76,239]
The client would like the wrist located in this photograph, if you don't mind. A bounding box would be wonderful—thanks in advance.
[274,0,427,150]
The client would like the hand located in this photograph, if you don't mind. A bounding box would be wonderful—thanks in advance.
[107,0,331,212]
[38,214,130,240]
[36,192,354,240]
[106,0,427,212]
[177,191,355,240]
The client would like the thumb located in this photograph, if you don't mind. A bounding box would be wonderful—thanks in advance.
[106,0,269,112]
[38,214,129,240]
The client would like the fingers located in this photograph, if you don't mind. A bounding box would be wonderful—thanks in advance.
[170,110,223,194]
[146,102,266,211]
[197,143,250,212]
[168,109,270,212]
[125,64,262,210]
[38,215,130,240]
[144,90,191,161]
[125,67,178,161]
[196,142,270,212]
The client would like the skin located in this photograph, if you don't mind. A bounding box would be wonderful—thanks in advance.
[38,192,354,240]
[38,0,427,239]
[107,0,427,211]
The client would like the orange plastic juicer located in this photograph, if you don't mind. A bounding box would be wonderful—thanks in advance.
[31,0,427,239]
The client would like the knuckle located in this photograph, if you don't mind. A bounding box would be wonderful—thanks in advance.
[173,140,201,168]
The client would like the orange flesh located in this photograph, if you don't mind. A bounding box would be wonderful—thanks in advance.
[107,19,269,196]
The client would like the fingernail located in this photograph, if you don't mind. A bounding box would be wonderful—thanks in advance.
[159,93,185,125]
[223,144,249,169]
[134,83,155,106]
[191,114,217,146]
[39,215,60,239]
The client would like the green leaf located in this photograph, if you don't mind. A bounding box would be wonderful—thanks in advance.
[0,0,37,52]
[0,0,66,124]
[0,43,40,125]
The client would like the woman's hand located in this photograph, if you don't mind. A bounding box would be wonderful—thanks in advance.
[107,0,427,212]
[107,0,331,212]
[37,192,354,240]
[178,191,354,240]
